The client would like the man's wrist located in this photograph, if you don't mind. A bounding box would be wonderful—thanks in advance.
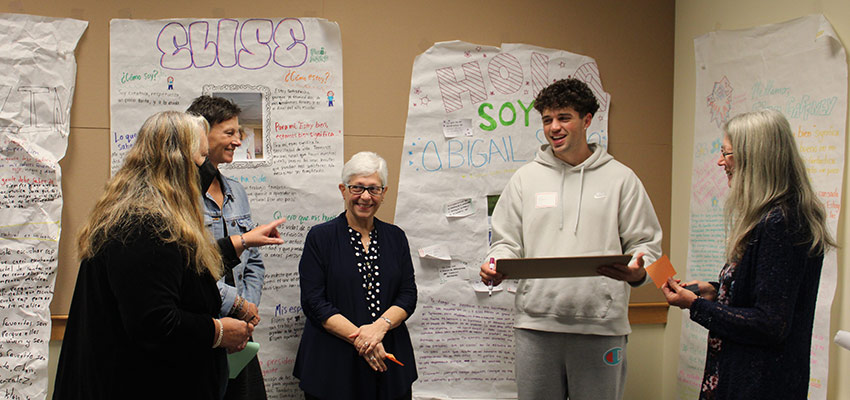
[628,268,647,285]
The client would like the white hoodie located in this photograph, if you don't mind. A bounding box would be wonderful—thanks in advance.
[488,143,662,336]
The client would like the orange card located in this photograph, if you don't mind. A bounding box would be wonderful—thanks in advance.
[645,255,676,288]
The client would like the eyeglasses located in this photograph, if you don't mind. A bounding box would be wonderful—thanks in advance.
[720,150,733,158]
[346,184,385,196]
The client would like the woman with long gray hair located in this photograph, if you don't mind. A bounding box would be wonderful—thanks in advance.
[663,109,835,399]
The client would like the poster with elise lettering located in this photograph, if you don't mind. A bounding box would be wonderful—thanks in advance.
[110,18,343,398]
[394,41,611,399]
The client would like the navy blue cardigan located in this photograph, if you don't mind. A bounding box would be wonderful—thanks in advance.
[293,213,418,399]
[690,206,823,399]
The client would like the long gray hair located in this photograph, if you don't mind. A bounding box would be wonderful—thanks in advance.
[723,109,835,262]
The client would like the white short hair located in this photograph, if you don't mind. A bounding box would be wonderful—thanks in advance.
[341,151,388,186]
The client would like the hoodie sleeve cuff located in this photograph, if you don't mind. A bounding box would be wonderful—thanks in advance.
[628,270,650,287]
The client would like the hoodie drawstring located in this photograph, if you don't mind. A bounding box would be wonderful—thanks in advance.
[559,169,566,230]
[559,164,585,233]
[574,165,585,233]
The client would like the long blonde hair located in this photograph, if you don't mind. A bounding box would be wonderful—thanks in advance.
[77,111,222,279]
[723,109,836,262]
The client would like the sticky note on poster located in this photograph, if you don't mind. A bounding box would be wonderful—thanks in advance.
[441,119,473,138]
[444,198,475,218]
[645,254,676,288]
[418,244,451,261]
[439,259,468,284]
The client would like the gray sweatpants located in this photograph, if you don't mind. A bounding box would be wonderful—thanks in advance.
[514,328,627,400]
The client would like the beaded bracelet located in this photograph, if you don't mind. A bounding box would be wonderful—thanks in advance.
[239,234,247,249]
[230,296,245,317]
[213,319,224,348]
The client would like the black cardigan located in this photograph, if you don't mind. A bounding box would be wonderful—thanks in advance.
[53,220,227,399]
[293,213,418,400]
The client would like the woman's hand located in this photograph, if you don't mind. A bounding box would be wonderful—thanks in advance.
[349,321,389,356]
[219,317,254,353]
[363,342,388,372]
[683,280,718,301]
[240,218,286,249]
[240,301,261,326]
[662,277,699,309]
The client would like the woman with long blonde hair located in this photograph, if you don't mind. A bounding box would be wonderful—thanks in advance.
[54,111,253,399]
[663,109,835,399]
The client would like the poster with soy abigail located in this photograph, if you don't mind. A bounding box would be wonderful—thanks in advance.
[394,41,612,399]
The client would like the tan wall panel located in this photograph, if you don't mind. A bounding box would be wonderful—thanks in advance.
[342,135,405,223]
[53,128,109,312]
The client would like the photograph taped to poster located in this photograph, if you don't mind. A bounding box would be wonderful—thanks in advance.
[211,89,268,163]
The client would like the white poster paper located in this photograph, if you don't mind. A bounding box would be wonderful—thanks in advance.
[0,13,87,400]
[679,15,846,399]
[110,18,343,398]
[394,41,611,399]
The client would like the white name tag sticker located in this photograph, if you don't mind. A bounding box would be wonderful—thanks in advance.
[535,192,557,208]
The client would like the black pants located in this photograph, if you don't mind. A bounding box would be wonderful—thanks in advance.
[224,353,267,400]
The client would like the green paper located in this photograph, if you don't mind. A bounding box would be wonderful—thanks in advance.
[227,341,260,379]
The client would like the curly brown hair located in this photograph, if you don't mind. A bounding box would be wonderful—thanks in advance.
[533,78,599,117]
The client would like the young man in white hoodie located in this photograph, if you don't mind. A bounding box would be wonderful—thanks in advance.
[480,78,662,399]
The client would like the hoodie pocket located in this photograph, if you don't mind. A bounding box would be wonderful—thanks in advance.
[517,277,614,319]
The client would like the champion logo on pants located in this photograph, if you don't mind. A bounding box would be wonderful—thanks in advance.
[603,347,623,366]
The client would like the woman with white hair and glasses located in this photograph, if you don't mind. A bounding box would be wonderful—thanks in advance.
[294,151,418,400]
[663,109,835,399]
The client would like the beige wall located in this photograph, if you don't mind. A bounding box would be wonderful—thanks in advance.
[668,1,850,399]
[4,0,676,398]
[14,0,850,399]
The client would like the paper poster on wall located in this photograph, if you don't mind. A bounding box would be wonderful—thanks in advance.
[110,18,343,398]
[0,13,87,400]
[394,41,611,399]
[679,14,846,400]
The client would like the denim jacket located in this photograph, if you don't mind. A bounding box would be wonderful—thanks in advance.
[202,172,265,317]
